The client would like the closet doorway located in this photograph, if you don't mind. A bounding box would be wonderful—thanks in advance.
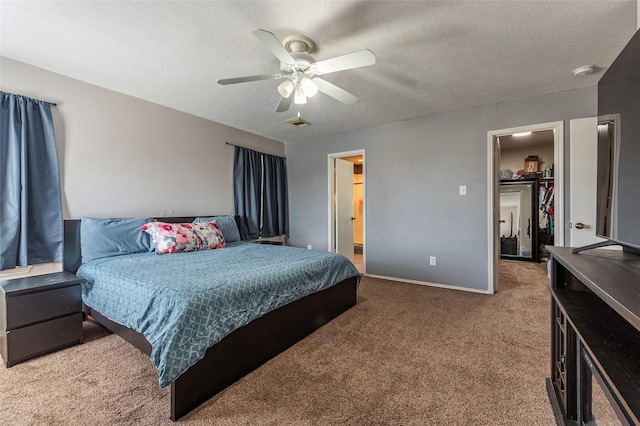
[499,131,555,262]
[487,122,564,293]
[327,150,366,273]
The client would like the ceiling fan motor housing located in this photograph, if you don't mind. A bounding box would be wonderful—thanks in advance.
[280,54,314,75]
[283,35,315,54]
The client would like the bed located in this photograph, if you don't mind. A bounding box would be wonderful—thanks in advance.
[63,216,359,420]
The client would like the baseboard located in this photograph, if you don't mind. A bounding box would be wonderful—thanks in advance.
[364,273,492,294]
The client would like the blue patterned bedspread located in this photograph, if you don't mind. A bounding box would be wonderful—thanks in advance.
[77,242,360,388]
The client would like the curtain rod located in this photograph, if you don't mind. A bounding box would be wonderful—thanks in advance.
[225,142,285,159]
[226,142,253,150]
[1,91,57,106]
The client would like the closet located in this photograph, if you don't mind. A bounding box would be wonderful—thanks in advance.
[499,129,556,262]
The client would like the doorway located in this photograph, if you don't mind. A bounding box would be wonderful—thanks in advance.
[487,121,564,293]
[328,150,366,273]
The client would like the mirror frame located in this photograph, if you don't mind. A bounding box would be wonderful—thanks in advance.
[499,179,539,262]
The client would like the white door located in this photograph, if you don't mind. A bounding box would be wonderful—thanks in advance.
[492,136,501,292]
[335,158,354,262]
[569,117,608,248]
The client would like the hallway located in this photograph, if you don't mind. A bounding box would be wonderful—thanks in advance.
[353,253,363,273]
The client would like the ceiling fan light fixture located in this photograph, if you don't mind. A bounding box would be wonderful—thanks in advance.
[294,85,307,104]
[277,79,294,98]
[301,77,318,97]
[219,29,376,113]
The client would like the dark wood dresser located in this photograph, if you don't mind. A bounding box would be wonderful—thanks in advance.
[0,271,83,367]
[547,247,640,425]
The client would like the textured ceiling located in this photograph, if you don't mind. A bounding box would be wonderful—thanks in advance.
[1,1,637,144]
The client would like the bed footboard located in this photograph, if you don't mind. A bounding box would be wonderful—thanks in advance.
[170,275,357,420]
[83,276,357,421]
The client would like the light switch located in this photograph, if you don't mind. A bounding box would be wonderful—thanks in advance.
[459,185,467,195]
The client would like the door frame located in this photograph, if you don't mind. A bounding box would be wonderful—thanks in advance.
[598,114,621,240]
[328,149,366,273]
[487,121,564,293]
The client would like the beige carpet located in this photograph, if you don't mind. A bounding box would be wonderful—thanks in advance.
[0,261,555,425]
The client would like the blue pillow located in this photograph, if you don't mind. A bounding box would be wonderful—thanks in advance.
[80,217,153,263]
[193,215,241,242]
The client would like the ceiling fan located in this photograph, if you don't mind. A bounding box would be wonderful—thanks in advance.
[217,29,376,112]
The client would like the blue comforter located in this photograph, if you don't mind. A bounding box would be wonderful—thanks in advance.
[77,242,360,388]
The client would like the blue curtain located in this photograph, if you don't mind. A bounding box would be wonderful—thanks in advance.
[234,147,262,240]
[233,146,287,240]
[0,91,63,270]
[262,153,287,238]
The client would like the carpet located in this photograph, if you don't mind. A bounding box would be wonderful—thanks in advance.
[0,260,555,425]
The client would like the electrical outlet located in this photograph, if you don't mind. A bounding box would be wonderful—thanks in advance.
[430,256,437,266]
[307,245,312,250]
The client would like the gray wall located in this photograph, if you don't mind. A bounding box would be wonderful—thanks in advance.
[286,87,597,292]
[0,56,598,290]
[0,57,285,219]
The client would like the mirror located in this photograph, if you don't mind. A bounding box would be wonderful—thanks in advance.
[500,180,538,261]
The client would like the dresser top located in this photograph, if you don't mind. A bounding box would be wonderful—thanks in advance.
[0,271,81,297]
[548,246,640,332]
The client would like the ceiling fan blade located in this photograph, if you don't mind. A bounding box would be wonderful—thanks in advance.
[312,50,376,75]
[313,78,358,105]
[217,74,281,85]
[276,95,293,112]
[253,29,295,65]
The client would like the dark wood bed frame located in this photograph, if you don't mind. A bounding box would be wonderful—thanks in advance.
[63,217,358,420]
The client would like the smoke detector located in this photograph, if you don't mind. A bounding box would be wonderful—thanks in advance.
[573,65,595,77]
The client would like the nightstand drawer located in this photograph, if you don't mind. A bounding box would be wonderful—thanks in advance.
[3,312,83,367]
[6,285,81,329]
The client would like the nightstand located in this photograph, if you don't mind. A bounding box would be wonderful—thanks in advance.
[0,271,83,367]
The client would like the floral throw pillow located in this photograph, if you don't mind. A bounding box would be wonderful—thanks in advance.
[141,221,226,254]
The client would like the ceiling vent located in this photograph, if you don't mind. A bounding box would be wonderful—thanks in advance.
[286,116,311,127]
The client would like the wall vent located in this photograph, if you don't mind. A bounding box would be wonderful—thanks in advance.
[286,116,311,127]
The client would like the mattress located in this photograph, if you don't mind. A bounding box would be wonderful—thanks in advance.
[77,242,359,387]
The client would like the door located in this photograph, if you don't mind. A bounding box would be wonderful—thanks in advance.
[353,174,363,246]
[492,136,501,292]
[569,118,608,248]
[335,158,355,262]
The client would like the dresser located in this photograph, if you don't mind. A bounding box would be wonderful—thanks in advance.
[0,271,83,367]
[547,247,640,425]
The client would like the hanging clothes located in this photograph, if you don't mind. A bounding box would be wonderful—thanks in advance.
[539,184,554,235]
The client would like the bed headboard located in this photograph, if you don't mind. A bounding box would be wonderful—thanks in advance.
[63,215,242,274]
